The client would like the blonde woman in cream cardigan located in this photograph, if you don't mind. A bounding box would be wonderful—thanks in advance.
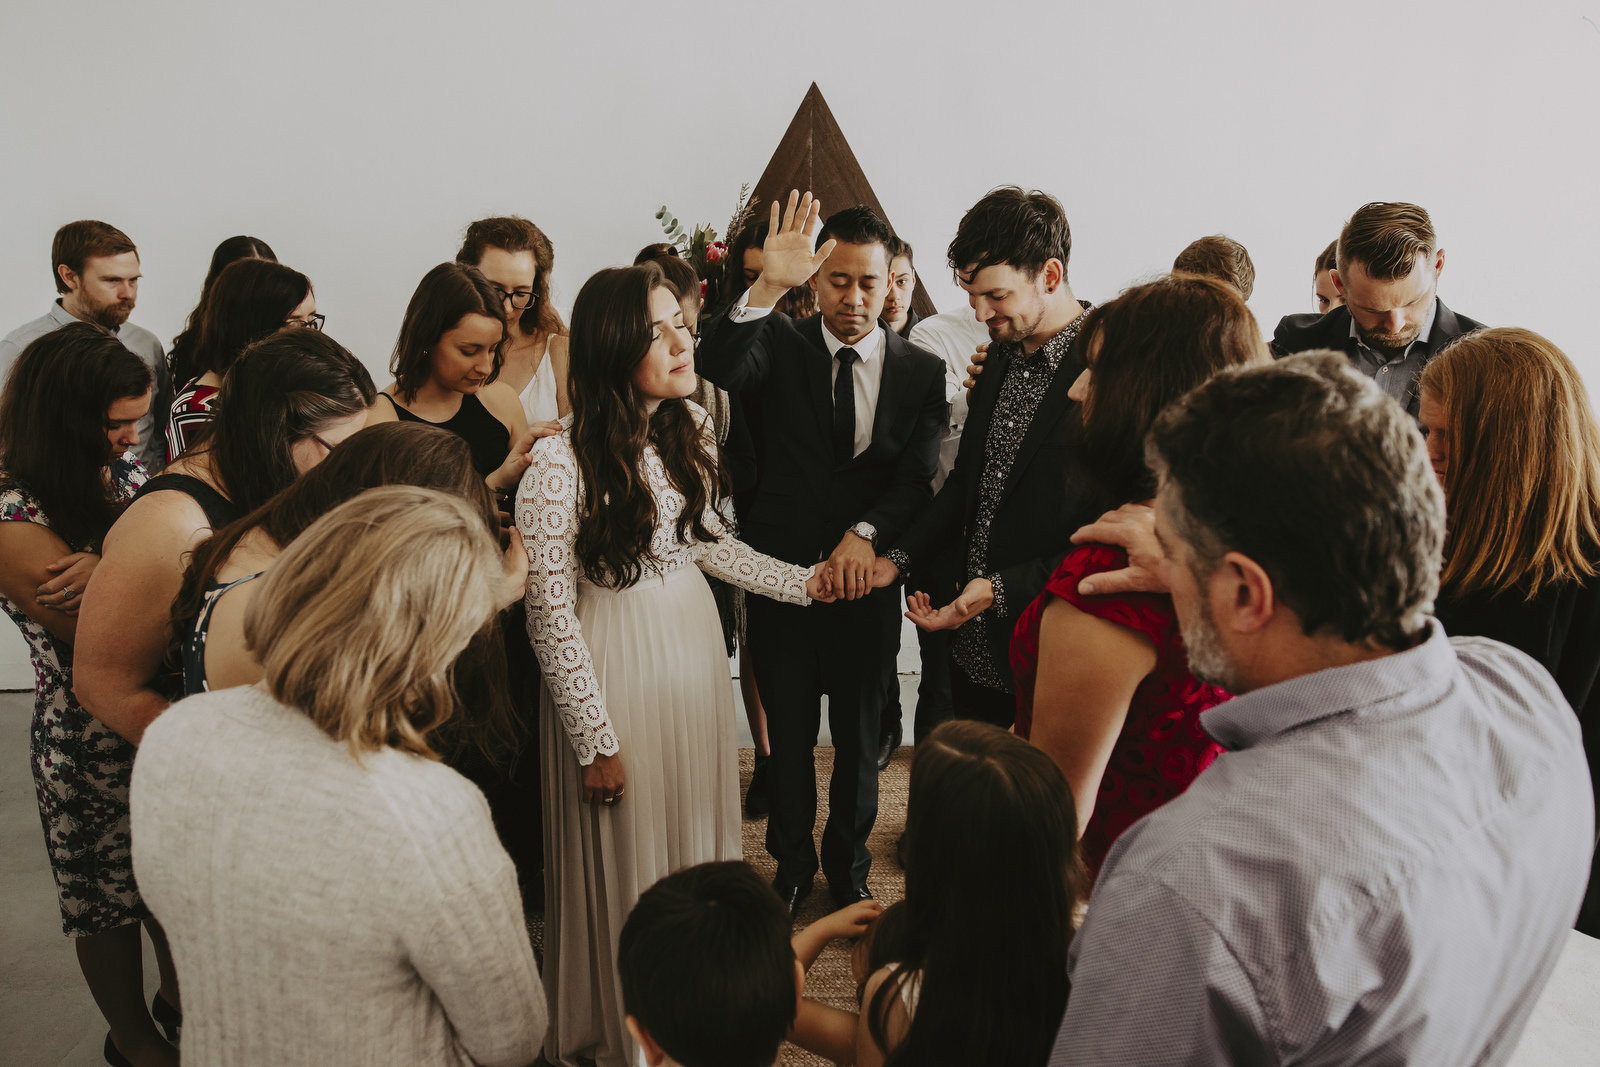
[131,486,545,1066]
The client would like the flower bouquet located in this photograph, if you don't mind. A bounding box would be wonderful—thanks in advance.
[654,184,757,302]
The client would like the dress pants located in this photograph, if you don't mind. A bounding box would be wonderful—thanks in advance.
[911,626,954,744]
[950,657,1019,731]
[748,586,901,891]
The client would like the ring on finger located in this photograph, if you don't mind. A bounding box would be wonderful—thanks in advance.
[62,588,78,601]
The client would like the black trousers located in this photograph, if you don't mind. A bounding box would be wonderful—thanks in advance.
[879,613,955,746]
[949,657,1018,730]
[748,586,900,890]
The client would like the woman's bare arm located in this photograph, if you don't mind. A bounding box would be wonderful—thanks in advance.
[1029,596,1158,837]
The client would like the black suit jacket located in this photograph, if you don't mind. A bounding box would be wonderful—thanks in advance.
[1271,299,1485,414]
[697,311,946,568]
[892,337,1100,675]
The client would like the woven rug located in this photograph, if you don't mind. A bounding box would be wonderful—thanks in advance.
[528,745,912,1066]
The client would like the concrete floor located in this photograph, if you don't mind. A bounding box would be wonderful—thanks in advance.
[2,689,165,1067]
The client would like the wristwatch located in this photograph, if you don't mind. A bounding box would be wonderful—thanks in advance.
[849,522,878,548]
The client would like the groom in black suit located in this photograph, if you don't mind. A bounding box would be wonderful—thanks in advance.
[1272,201,1484,417]
[697,193,945,913]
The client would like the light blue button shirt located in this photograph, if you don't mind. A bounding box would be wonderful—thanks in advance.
[1051,622,1594,1066]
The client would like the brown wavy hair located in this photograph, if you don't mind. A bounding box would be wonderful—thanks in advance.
[1076,272,1267,508]
[1421,328,1600,599]
[456,216,567,338]
[568,263,721,588]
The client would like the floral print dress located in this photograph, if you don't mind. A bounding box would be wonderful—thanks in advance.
[1,457,148,935]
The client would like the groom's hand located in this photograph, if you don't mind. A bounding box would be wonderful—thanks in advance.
[747,190,837,309]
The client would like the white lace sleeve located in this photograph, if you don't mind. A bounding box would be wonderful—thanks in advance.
[687,401,813,606]
[515,436,618,765]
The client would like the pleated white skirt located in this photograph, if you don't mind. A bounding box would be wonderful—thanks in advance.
[540,563,742,1067]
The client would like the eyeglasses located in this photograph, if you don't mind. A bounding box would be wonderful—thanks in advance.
[491,286,536,311]
[311,433,337,454]
[285,312,327,331]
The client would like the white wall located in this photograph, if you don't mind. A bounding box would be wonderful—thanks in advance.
[1,0,1597,683]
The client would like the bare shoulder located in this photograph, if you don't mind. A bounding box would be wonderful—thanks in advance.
[105,486,210,555]
[478,381,523,424]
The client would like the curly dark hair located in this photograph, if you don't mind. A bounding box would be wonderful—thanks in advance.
[568,263,722,588]
[947,185,1072,284]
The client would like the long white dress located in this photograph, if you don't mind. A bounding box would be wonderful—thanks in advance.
[516,406,811,1067]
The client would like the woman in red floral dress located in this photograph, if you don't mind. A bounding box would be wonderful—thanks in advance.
[1010,272,1268,877]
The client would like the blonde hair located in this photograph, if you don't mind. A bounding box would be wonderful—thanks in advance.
[243,485,506,759]
[1420,328,1600,598]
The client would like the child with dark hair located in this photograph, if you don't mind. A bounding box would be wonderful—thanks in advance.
[620,862,801,1067]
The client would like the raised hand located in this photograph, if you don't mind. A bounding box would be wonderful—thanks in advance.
[748,190,839,308]
[962,342,990,390]
[1070,503,1169,596]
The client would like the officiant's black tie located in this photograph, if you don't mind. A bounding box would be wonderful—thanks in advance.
[833,347,859,465]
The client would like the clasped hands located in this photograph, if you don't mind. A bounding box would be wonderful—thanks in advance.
[859,556,994,632]
[35,551,99,615]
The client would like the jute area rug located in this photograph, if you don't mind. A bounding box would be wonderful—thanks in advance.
[529,745,912,1067]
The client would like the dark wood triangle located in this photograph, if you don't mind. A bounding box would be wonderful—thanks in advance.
[750,83,937,318]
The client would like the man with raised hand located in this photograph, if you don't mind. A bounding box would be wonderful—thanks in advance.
[697,191,945,916]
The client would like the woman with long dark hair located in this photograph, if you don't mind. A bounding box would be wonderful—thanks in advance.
[859,720,1083,1066]
[165,235,277,411]
[74,329,375,748]
[1419,328,1600,936]
[166,257,315,459]
[518,262,831,1067]
[0,323,177,1065]
[1007,273,1265,877]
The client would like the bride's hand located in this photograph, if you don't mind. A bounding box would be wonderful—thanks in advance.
[805,568,837,603]
[583,753,626,806]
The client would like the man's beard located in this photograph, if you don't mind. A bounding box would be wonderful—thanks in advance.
[1355,319,1423,353]
[89,300,134,329]
[987,304,1047,344]
[1177,593,1242,694]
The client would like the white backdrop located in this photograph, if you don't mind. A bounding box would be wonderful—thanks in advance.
[2,0,1598,684]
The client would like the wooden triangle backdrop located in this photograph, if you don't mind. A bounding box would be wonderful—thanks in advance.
[749,83,938,319]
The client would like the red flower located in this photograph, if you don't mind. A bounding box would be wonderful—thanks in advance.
[705,242,726,264]
[699,280,708,300]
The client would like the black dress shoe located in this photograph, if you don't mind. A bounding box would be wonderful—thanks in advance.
[830,883,874,911]
[152,991,182,1041]
[876,721,902,771]
[745,754,771,819]
[772,877,813,919]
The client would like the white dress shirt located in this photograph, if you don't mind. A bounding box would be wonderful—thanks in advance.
[728,299,885,458]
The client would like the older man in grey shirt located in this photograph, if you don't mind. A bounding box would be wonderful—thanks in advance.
[1051,352,1594,1066]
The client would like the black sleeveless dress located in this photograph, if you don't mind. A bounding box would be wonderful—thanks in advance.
[131,472,242,529]
[378,392,510,478]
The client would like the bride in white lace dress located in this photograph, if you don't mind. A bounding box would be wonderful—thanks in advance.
[517,264,831,1067]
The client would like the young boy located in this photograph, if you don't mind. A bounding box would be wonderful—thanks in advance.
[619,862,803,1067]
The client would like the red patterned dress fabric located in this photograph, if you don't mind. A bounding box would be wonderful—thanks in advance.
[1010,544,1228,875]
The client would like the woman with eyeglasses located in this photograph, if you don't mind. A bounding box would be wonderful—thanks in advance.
[456,216,571,424]
[368,262,550,495]
[166,258,319,461]
[75,329,375,759]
